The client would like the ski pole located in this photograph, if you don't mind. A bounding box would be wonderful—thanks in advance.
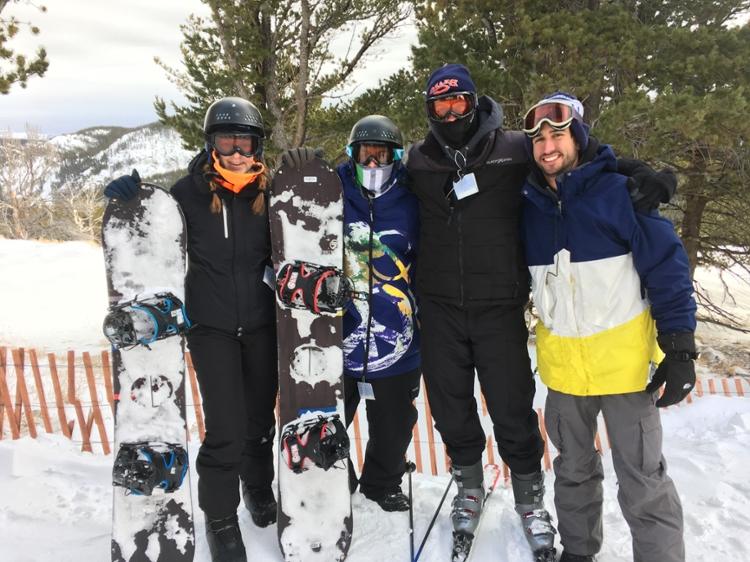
[406,460,417,562]
[413,471,455,562]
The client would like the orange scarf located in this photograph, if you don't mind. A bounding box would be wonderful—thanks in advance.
[212,152,266,194]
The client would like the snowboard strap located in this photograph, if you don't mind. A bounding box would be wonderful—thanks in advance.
[103,292,191,349]
[276,261,352,313]
[281,414,350,473]
[112,441,189,495]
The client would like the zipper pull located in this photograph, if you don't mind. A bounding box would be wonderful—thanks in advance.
[222,200,229,239]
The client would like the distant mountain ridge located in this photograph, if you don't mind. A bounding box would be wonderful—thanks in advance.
[49,122,196,190]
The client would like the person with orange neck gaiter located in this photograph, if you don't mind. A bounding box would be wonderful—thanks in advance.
[104,97,277,562]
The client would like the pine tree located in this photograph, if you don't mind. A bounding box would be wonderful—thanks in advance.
[0,0,48,94]
[154,0,411,155]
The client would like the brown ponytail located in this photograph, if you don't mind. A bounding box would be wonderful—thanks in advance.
[251,172,269,215]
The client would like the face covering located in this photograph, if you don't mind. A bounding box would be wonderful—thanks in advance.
[433,112,479,149]
[355,163,394,196]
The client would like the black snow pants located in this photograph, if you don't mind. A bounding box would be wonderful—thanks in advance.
[419,298,543,474]
[187,323,278,519]
[344,369,421,496]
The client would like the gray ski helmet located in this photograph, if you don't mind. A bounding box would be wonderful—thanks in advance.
[203,97,265,138]
[347,114,403,148]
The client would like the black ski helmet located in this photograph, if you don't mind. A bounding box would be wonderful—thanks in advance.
[347,114,403,149]
[203,97,265,138]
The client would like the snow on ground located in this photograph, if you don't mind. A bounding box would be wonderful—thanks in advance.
[0,239,110,352]
[1,393,749,561]
[1,239,749,561]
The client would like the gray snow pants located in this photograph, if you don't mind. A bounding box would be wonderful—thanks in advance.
[545,389,685,562]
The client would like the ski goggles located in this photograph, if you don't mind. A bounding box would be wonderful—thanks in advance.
[346,142,404,166]
[427,92,476,121]
[210,133,260,157]
[522,101,577,137]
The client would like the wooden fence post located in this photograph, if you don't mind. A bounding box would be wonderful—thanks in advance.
[411,411,423,474]
[0,347,21,439]
[352,411,364,473]
[29,349,53,434]
[185,353,205,442]
[65,350,92,453]
[537,408,552,472]
[47,353,72,439]
[100,350,115,414]
[82,352,110,454]
[12,348,37,438]
[421,379,438,476]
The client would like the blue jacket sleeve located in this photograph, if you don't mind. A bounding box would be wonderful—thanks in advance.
[613,193,697,334]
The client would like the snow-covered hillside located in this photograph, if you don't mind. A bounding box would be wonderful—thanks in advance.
[47,124,195,189]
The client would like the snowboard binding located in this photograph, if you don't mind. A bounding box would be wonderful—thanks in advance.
[276,261,352,314]
[103,292,191,349]
[281,414,350,473]
[112,441,189,496]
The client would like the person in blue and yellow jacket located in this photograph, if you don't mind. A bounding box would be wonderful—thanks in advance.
[521,92,697,562]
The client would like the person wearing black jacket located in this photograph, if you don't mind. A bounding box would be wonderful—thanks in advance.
[406,64,677,560]
[104,97,277,562]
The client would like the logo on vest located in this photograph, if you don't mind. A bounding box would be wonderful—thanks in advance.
[429,79,459,97]
[486,157,513,165]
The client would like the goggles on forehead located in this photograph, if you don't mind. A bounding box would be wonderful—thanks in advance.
[210,133,260,157]
[345,142,404,166]
[427,92,476,122]
[522,101,578,137]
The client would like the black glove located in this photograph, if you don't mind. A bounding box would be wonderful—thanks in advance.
[617,157,677,213]
[645,332,697,407]
[280,147,325,170]
[104,169,141,200]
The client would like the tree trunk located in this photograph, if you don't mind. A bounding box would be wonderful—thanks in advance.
[680,186,709,279]
[292,0,311,148]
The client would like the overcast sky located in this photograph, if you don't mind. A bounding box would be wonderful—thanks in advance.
[1,1,416,136]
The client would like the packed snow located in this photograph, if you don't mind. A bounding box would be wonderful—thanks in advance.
[0,239,749,561]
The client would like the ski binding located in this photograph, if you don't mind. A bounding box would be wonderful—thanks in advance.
[112,441,189,496]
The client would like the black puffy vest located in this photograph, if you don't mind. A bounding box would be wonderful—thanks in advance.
[407,128,531,306]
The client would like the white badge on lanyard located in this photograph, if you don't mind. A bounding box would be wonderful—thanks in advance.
[357,381,375,401]
[452,172,479,200]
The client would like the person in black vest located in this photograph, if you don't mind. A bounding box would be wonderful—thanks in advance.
[104,97,277,562]
[405,64,677,560]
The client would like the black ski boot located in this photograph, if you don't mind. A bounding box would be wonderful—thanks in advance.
[241,482,277,527]
[559,552,596,562]
[362,487,410,512]
[511,471,557,562]
[205,514,247,562]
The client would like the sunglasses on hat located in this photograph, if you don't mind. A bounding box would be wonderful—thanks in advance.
[210,133,260,157]
[427,92,476,121]
[522,101,579,137]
